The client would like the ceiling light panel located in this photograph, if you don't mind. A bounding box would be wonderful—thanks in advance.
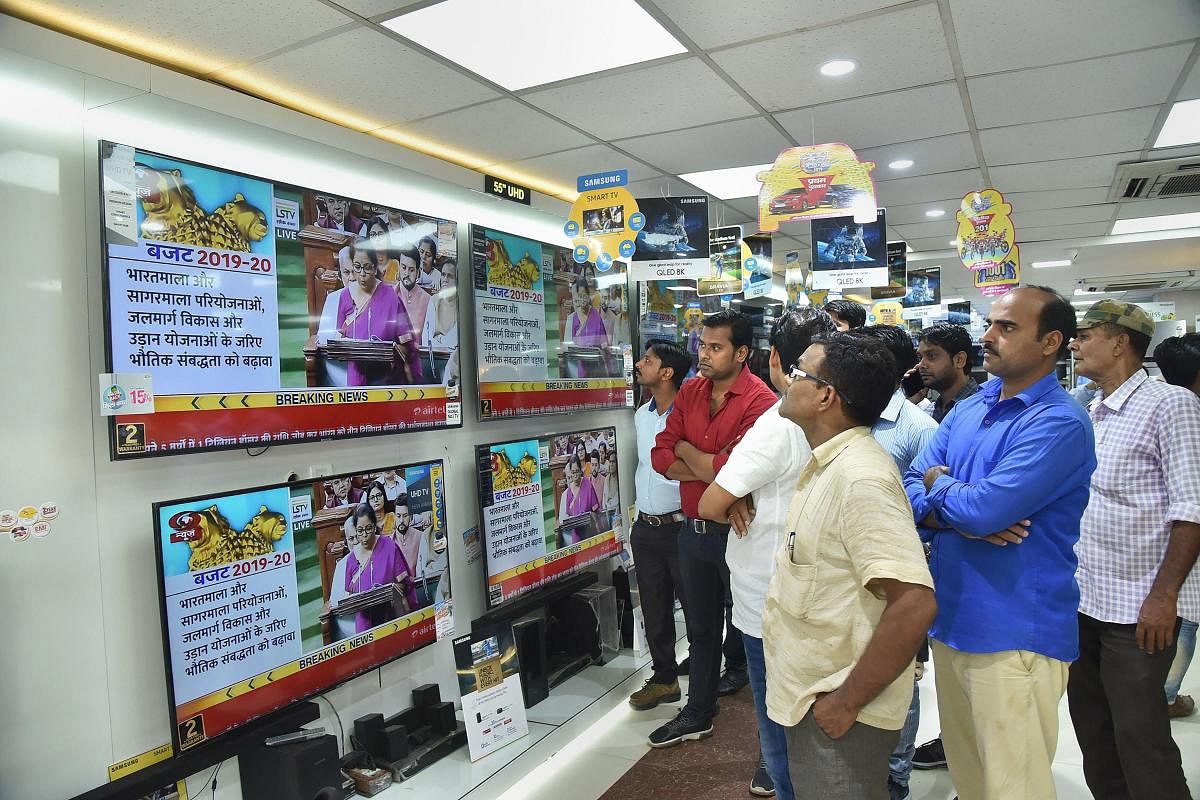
[1111,211,1200,235]
[1154,98,1200,148]
[383,0,687,91]
[680,163,773,200]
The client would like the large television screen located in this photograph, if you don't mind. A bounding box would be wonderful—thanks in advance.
[475,426,623,609]
[470,225,633,420]
[100,141,462,459]
[154,461,448,752]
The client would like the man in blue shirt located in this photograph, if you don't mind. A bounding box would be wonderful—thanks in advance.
[904,286,1096,800]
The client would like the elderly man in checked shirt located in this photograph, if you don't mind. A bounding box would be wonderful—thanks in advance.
[1067,300,1200,799]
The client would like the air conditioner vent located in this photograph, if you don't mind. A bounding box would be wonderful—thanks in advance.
[1109,157,1200,201]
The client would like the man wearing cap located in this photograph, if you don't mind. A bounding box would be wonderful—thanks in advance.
[1068,300,1200,799]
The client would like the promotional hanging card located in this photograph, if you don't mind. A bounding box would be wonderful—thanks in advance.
[902,265,942,308]
[742,234,773,299]
[947,301,972,325]
[755,143,878,232]
[784,251,807,308]
[872,242,908,299]
[870,300,904,326]
[698,226,746,296]
[630,196,710,281]
[974,245,1021,297]
[454,624,529,761]
[639,281,686,344]
[565,170,641,272]
[956,189,1017,273]
[810,210,889,290]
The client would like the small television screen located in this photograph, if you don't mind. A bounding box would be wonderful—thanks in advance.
[470,225,633,420]
[100,141,462,459]
[811,210,888,271]
[582,205,624,234]
[475,426,623,609]
[154,460,448,752]
[902,265,942,308]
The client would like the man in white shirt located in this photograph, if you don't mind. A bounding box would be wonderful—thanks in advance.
[698,307,838,800]
[629,340,693,711]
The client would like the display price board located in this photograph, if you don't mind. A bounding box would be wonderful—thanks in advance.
[100,142,462,459]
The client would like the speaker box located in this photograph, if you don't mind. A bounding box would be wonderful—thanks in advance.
[429,701,457,736]
[559,585,619,664]
[353,713,386,757]
[511,611,549,707]
[383,725,410,761]
[240,734,341,800]
[412,683,441,710]
[612,565,637,649]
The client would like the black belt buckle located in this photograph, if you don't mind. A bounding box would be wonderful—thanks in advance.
[690,518,730,535]
[644,513,663,527]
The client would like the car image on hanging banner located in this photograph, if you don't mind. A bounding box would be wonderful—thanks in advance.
[756,143,878,232]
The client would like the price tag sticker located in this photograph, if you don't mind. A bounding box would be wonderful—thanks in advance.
[445,402,462,425]
[98,373,154,416]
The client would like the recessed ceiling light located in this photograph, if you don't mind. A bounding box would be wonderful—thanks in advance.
[819,59,857,77]
[1031,259,1072,269]
[888,159,914,170]
[949,238,960,246]
[1154,98,1200,148]
[905,243,914,253]
[925,209,945,218]
[679,162,773,200]
[383,0,687,91]
[1111,212,1200,235]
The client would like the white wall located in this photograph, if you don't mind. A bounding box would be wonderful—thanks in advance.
[0,21,635,800]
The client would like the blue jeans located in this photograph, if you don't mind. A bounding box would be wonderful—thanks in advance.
[743,633,794,800]
[888,680,920,789]
[1165,617,1198,704]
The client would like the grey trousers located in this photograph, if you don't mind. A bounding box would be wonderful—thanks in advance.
[785,711,899,800]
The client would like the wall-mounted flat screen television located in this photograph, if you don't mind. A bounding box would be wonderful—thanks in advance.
[154,460,448,752]
[100,141,462,459]
[469,225,633,420]
[475,426,623,609]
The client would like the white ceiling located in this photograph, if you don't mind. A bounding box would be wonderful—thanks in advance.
[13,0,1200,305]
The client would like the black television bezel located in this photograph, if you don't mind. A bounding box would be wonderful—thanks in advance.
[475,424,621,612]
[98,140,464,461]
[151,457,448,755]
[468,223,632,422]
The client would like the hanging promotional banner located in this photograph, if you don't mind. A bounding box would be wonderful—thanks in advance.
[974,245,1021,297]
[698,226,746,296]
[784,251,807,308]
[902,265,941,308]
[956,189,1017,273]
[630,195,710,281]
[810,210,889,290]
[873,241,908,300]
[742,234,773,299]
[756,143,878,232]
[565,170,640,271]
[871,300,904,326]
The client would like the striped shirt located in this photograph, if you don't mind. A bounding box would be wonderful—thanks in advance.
[1077,370,1200,623]
[873,389,938,473]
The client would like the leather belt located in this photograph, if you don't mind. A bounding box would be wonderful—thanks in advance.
[688,517,731,535]
[638,511,685,527]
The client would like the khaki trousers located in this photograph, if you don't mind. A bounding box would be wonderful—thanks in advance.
[931,639,1070,800]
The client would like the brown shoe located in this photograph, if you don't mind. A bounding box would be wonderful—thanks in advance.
[1168,694,1195,719]
[629,678,681,710]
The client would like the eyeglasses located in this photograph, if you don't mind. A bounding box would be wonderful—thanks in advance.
[788,365,851,404]
[352,263,377,275]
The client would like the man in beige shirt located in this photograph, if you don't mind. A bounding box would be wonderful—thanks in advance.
[764,333,937,800]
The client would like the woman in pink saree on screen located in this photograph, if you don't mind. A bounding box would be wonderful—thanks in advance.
[558,455,600,526]
[336,240,423,386]
[564,278,609,349]
[342,503,418,632]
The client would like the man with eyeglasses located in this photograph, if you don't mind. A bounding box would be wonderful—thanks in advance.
[395,248,430,334]
[763,333,936,800]
[650,309,777,749]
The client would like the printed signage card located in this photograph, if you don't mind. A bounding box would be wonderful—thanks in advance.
[453,624,528,761]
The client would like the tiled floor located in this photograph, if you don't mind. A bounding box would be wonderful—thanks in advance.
[486,639,1200,800]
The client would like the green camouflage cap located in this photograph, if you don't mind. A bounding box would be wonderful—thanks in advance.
[1077,299,1155,338]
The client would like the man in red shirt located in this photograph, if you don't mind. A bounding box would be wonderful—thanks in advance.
[650,309,777,747]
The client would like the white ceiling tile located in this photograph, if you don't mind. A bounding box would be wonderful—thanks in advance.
[1150,144,1200,159]
[857,133,979,178]
[979,108,1158,164]
[499,145,660,187]
[968,46,1192,129]
[1116,196,1200,218]
[616,118,790,175]
[381,99,592,166]
[339,0,426,19]
[1018,221,1114,241]
[521,58,756,141]
[774,83,968,150]
[1010,205,1117,229]
[908,237,959,253]
[59,0,355,74]
[989,152,1141,192]
[875,169,985,207]
[626,175,705,198]
[884,198,972,225]
[219,27,498,127]
[1179,57,1200,102]
[649,0,911,49]
[893,220,960,240]
[721,198,761,220]
[712,5,954,112]
[1004,187,1114,211]
[950,0,1200,75]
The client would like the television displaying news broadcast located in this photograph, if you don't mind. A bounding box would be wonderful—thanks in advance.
[153,460,447,752]
[470,225,634,420]
[100,141,462,460]
[475,426,623,609]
